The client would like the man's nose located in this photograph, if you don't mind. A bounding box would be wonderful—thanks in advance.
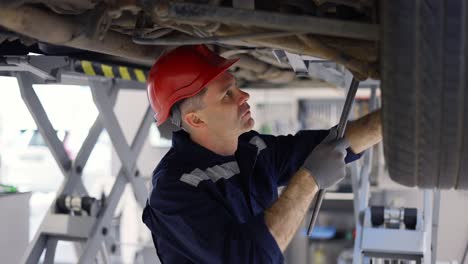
[238,89,250,105]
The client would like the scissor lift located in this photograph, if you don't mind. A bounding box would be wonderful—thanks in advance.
[1,55,154,263]
[350,86,441,264]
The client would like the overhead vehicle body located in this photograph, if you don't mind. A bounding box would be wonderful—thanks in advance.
[0,0,467,190]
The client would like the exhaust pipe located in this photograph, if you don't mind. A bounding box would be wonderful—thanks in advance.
[0,5,163,66]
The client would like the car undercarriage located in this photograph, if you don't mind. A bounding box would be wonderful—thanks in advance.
[2,0,468,190]
[0,0,379,85]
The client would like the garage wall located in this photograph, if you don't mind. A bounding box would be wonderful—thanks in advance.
[437,190,468,262]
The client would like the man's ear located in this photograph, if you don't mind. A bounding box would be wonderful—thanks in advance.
[183,111,205,129]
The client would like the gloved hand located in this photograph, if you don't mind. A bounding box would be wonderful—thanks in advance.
[301,128,350,189]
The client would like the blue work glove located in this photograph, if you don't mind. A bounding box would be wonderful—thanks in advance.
[301,128,350,189]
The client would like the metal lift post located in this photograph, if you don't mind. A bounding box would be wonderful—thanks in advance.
[350,86,441,264]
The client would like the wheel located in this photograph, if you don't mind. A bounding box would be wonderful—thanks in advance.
[381,0,468,189]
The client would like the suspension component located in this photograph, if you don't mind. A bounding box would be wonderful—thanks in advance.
[370,206,418,230]
[56,194,102,216]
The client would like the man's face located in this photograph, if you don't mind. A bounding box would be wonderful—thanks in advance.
[197,72,254,137]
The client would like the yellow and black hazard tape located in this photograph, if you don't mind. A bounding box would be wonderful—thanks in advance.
[74,60,149,83]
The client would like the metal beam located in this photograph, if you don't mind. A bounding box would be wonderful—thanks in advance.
[16,73,72,174]
[43,239,58,264]
[90,80,151,207]
[41,214,96,241]
[162,2,379,41]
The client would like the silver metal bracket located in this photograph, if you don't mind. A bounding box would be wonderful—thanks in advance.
[2,56,70,80]
[272,49,347,87]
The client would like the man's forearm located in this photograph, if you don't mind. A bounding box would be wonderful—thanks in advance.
[346,109,382,153]
[264,168,318,252]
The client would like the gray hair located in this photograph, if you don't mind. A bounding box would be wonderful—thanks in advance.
[170,102,183,127]
[170,88,207,129]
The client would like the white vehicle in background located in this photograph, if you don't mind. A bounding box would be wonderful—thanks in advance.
[2,129,67,192]
[1,128,111,193]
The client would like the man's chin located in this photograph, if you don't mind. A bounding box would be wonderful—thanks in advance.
[242,117,255,131]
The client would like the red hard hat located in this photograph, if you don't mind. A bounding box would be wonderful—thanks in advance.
[147,45,239,125]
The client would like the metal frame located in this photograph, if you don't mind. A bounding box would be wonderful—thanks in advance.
[0,55,152,263]
[351,85,378,263]
[272,49,347,88]
[350,86,441,264]
[155,2,379,41]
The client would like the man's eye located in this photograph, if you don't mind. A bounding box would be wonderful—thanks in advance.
[224,91,232,97]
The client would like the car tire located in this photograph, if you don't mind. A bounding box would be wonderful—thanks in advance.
[381,0,468,189]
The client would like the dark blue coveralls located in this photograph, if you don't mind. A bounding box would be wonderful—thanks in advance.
[142,129,361,264]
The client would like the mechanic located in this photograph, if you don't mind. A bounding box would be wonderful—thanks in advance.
[142,44,382,263]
